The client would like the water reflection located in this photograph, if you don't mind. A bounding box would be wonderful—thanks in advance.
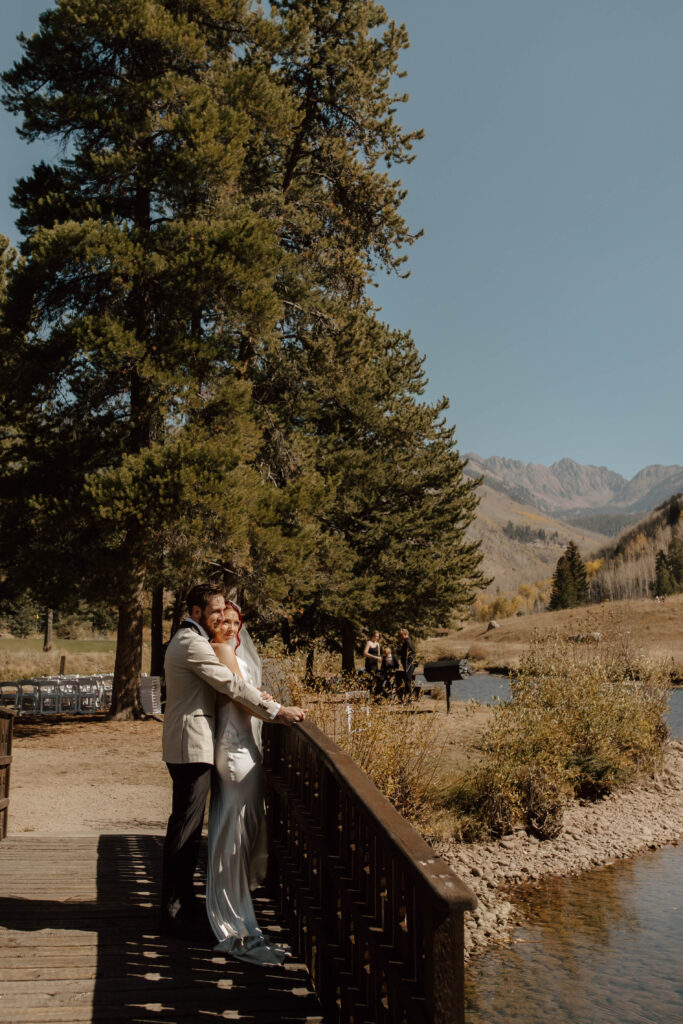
[667,686,683,738]
[466,845,683,1023]
[429,673,511,704]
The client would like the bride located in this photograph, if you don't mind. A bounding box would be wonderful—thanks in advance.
[207,602,286,965]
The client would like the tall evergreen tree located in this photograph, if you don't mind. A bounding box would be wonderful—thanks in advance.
[653,550,675,597]
[564,540,589,605]
[549,554,576,611]
[250,306,486,669]
[1,0,485,696]
[230,0,485,661]
[549,541,589,610]
[666,535,683,588]
[0,0,301,714]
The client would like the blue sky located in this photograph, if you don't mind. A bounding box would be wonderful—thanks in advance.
[1,1,682,478]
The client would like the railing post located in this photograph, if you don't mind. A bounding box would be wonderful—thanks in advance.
[0,709,16,840]
[424,899,468,1024]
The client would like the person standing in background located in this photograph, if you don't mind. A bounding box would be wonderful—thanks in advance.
[363,631,381,675]
[398,628,416,699]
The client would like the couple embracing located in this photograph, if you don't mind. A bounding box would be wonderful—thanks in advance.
[159,583,306,965]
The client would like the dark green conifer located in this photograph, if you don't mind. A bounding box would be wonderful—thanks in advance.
[666,536,683,588]
[564,540,589,605]
[0,0,486,693]
[549,555,577,610]
[653,550,675,597]
[0,1,292,714]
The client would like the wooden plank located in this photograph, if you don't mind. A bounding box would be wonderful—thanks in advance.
[1,1011,324,1024]
[0,833,324,1024]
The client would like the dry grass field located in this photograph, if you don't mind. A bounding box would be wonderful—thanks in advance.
[0,636,149,682]
[423,594,683,676]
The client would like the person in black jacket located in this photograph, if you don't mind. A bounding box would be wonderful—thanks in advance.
[398,628,416,699]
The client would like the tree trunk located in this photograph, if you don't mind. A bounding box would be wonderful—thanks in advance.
[43,608,53,652]
[110,573,145,719]
[280,617,292,653]
[305,642,315,683]
[150,583,164,677]
[170,588,186,638]
[341,620,356,675]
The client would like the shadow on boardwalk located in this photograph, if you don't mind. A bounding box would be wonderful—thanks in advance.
[0,833,323,1023]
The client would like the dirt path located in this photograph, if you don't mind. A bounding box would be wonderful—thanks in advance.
[8,716,169,835]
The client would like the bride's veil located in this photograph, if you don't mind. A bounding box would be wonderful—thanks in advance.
[225,601,264,748]
[236,623,262,690]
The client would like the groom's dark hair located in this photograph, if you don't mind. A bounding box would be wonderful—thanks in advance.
[185,583,224,615]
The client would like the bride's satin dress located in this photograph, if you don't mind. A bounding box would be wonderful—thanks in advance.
[206,655,283,963]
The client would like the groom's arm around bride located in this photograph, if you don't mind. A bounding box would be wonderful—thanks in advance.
[160,583,305,937]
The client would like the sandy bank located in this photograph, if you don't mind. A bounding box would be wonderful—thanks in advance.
[431,738,683,958]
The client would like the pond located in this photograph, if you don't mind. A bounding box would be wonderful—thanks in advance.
[450,674,683,739]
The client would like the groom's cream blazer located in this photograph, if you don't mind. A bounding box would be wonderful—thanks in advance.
[162,622,279,764]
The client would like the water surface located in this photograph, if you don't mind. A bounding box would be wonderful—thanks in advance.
[466,845,683,1024]
[451,675,683,738]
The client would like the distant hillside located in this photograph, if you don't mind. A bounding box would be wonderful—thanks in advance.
[470,482,606,592]
[588,494,683,602]
[465,454,683,521]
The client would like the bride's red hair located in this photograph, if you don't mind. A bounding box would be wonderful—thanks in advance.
[224,600,244,650]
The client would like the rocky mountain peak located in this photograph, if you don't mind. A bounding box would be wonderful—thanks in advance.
[464,454,683,518]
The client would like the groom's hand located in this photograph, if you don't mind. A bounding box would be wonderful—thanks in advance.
[276,705,306,725]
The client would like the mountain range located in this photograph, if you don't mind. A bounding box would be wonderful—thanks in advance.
[463,455,683,591]
[464,455,683,528]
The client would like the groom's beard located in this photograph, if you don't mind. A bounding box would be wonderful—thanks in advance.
[200,615,217,640]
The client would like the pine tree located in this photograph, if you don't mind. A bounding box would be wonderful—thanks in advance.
[230,0,485,663]
[565,540,589,605]
[549,555,577,610]
[1,0,486,692]
[0,1,296,715]
[653,550,675,597]
[666,535,683,588]
[256,308,487,668]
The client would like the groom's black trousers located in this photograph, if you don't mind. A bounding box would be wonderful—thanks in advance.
[160,762,212,923]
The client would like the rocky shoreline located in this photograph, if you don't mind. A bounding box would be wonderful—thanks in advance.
[432,738,683,959]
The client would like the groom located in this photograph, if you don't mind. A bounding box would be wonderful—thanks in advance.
[160,583,305,938]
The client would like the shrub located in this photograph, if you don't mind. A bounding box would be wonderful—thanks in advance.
[444,628,671,839]
[270,643,442,819]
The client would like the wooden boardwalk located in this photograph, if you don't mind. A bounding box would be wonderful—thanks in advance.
[0,833,324,1024]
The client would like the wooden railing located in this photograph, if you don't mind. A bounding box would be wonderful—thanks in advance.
[263,721,476,1024]
[0,708,15,840]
